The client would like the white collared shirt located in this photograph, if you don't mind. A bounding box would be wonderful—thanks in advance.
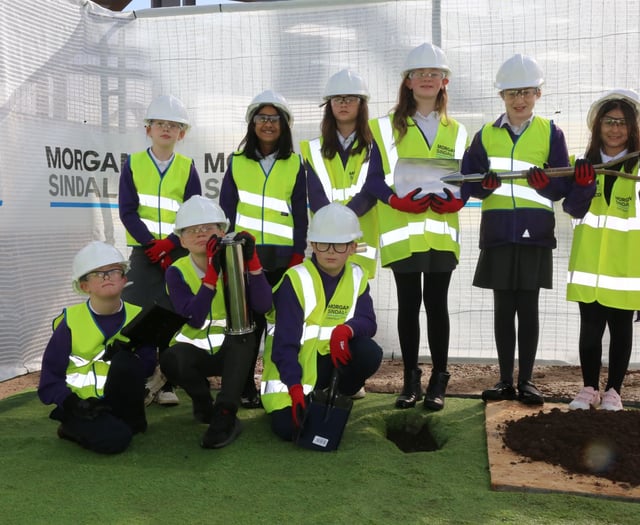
[499,113,534,136]
[412,110,440,145]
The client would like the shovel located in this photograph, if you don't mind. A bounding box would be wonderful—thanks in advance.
[295,369,353,452]
[437,151,640,186]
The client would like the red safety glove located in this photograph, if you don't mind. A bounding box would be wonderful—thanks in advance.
[144,238,175,263]
[329,324,353,367]
[481,171,501,190]
[160,254,173,271]
[430,188,465,214]
[202,234,221,287]
[288,253,304,268]
[527,166,550,190]
[289,384,306,429]
[574,158,596,187]
[234,231,262,272]
[388,188,431,214]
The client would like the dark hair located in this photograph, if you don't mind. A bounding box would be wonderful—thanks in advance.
[585,100,639,172]
[320,98,372,159]
[391,75,449,142]
[238,105,294,161]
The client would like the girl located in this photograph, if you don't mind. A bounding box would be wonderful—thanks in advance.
[301,68,381,279]
[219,90,308,409]
[566,89,640,411]
[368,43,468,411]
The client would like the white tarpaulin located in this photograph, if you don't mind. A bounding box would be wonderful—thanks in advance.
[2,0,640,380]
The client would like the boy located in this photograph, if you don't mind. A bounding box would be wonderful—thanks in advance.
[119,94,202,406]
[38,241,156,454]
[160,196,272,449]
[261,203,383,441]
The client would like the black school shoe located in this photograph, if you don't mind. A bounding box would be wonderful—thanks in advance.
[517,380,544,405]
[201,403,242,449]
[481,381,517,402]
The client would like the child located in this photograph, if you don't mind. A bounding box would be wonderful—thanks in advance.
[160,196,272,449]
[566,89,640,411]
[118,94,202,406]
[219,90,308,409]
[261,203,383,441]
[367,43,468,411]
[301,68,381,279]
[38,241,156,454]
[460,54,586,405]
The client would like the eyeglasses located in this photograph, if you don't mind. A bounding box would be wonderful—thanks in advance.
[84,268,125,281]
[313,242,351,254]
[330,96,361,105]
[150,120,184,131]
[253,114,281,125]
[408,70,446,80]
[502,89,538,100]
[181,224,218,236]
[601,116,627,128]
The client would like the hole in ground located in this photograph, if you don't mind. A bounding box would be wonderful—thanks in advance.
[386,420,440,453]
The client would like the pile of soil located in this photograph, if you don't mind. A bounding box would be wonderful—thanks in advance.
[503,408,640,487]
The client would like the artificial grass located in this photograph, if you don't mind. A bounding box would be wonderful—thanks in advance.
[1,390,638,525]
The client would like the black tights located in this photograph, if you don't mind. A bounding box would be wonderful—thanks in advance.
[393,271,452,373]
[493,289,540,384]
[578,301,633,393]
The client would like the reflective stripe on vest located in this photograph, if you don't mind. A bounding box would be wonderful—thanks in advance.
[170,256,228,354]
[260,260,366,413]
[126,152,192,245]
[61,301,140,398]
[231,154,300,246]
[567,170,640,308]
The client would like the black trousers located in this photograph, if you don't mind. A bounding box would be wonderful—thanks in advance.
[52,350,147,454]
[160,332,256,409]
[578,301,634,393]
[270,336,383,441]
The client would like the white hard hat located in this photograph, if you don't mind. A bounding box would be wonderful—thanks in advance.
[72,241,128,294]
[245,90,293,126]
[323,69,370,101]
[402,43,451,78]
[494,54,544,90]
[174,196,228,235]
[308,203,362,243]
[586,89,640,130]
[145,95,190,127]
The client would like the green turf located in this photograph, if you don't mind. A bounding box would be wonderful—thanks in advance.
[1,390,638,524]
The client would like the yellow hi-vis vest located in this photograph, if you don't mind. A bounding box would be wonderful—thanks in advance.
[370,114,468,266]
[169,256,228,354]
[230,153,301,246]
[54,301,140,399]
[480,118,553,213]
[126,151,193,246]
[300,137,379,277]
[567,166,640,309]
[260,259,368,413]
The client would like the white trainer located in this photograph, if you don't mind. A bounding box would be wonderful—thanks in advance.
[351,386,366,400]
[600,388,623,411]
[156,389,180,406]
[144,365,166,407]
[568,386,600,410]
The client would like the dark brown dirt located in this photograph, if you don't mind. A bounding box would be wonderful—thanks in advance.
[503,408,640,487]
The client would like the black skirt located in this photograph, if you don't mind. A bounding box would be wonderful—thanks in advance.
[388,249,458,273]
[473,244,553,290]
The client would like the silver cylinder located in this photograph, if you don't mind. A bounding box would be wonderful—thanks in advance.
[220,235,254,335]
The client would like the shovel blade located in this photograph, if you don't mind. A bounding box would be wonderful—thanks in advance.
[394,158,461,198]
[295,390,353,452]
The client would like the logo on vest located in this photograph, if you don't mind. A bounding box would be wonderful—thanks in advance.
[522,229,531,238]
[326,303,350,320]
[436,144,455,157]
[615,195,632,213]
